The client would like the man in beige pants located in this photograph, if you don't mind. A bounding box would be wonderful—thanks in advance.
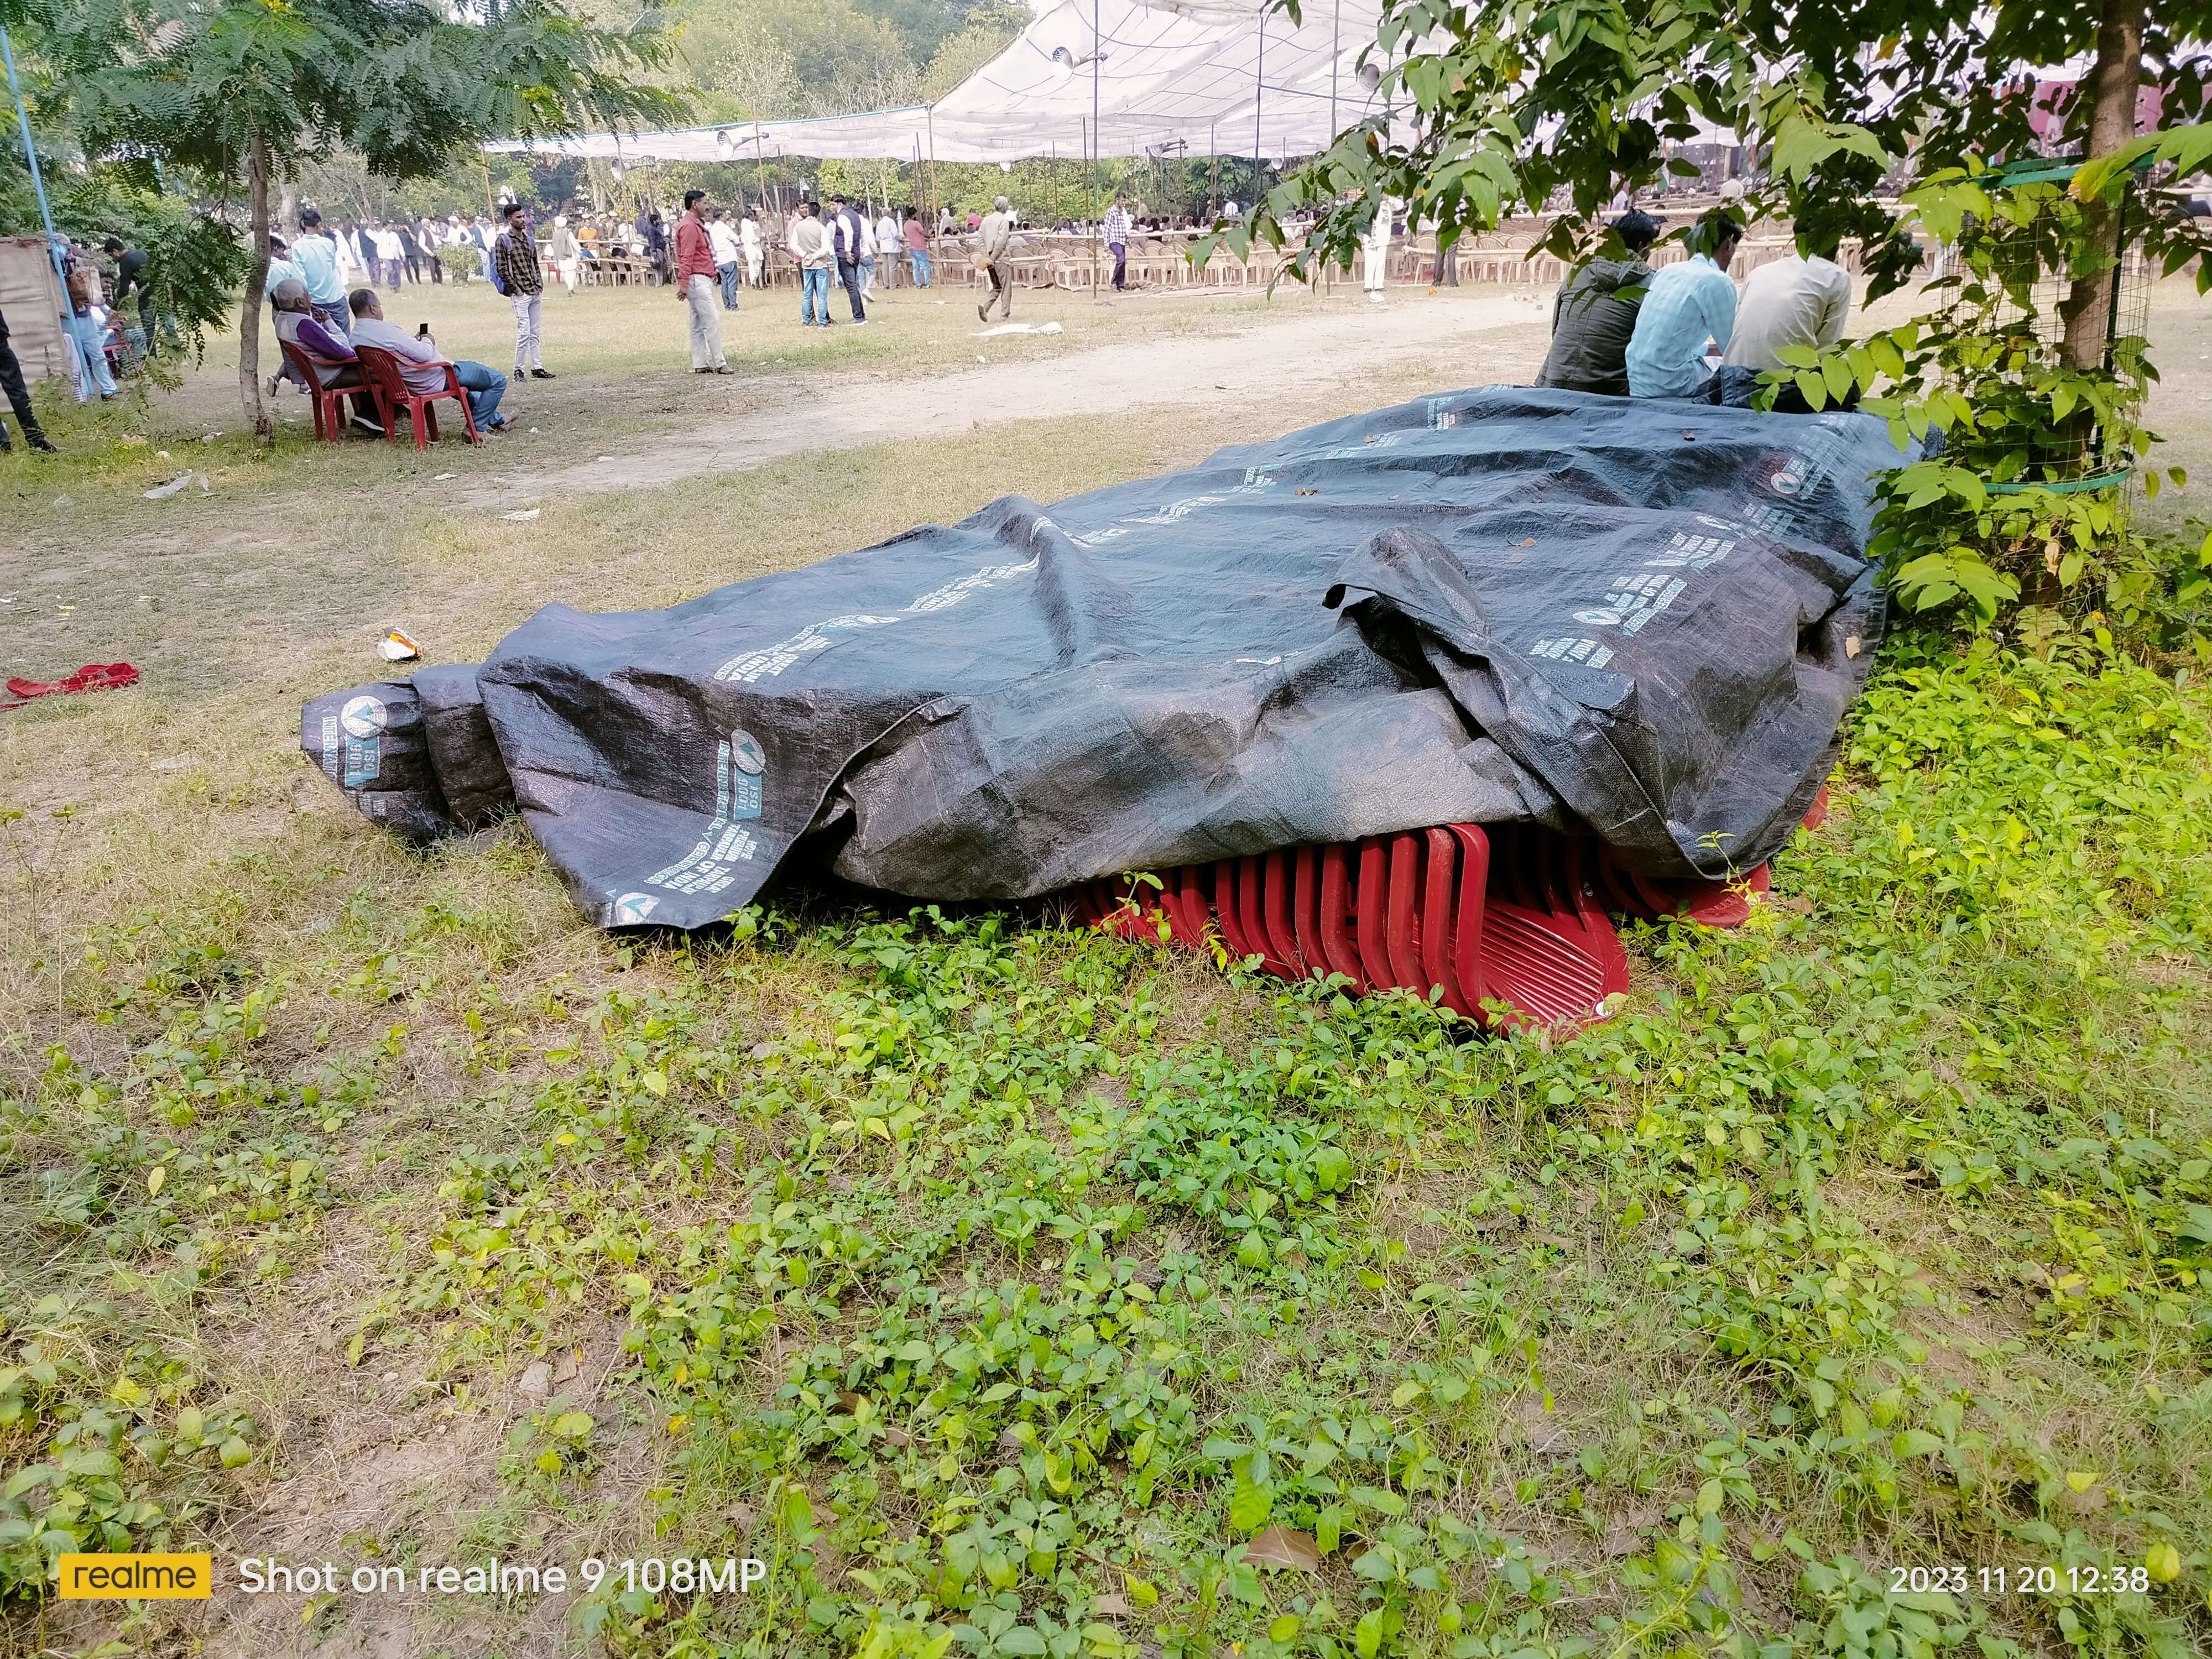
[975,195,1016,322]
[674,189,731,374]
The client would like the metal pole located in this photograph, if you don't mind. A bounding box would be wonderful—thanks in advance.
[1329,0,1341,138]
[1091,0,1101,295]
[3,25,87,401]
[925,104,937,262]
[1252,7,1264,204]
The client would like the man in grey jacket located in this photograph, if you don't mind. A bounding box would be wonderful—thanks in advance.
[1536,210,1661,397]
[975,196,1016,322]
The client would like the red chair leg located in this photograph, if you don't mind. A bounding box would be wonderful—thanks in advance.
[1447,825,1491,1021]
[1318,843,1364,990]
[1420,827,1472,1016]
[1213,859,1258,963]
[1292,847,1326,984]
[1260,850,1303,978]
[1354,837,1395,995]
[1383,831,1426,994]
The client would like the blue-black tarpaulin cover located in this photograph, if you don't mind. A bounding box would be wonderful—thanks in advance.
[301,385,1910,929]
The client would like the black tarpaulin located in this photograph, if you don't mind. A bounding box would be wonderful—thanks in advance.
[302,385,1908,929]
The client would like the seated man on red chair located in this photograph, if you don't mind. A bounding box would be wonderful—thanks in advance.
[270,279,379,433]
[346,287,510,432]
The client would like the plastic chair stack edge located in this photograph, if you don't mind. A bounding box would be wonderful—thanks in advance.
[1058,789,1827,1035]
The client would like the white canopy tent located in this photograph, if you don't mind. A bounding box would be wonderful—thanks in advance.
[485,0,1393,168]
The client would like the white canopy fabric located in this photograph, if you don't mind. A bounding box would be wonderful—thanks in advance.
[487,0,1392,165]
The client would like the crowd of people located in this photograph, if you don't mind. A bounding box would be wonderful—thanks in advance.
[263,203,525,436]
[1536,207,1854,408]
[0,188,1856,457]
[0,231,169,451]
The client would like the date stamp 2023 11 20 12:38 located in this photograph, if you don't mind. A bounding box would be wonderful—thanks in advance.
[1884,1563,2175,1597]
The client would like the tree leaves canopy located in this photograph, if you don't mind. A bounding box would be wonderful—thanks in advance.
[18,0,684,188]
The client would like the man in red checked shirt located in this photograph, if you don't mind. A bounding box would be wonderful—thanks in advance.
[676,189,731,375]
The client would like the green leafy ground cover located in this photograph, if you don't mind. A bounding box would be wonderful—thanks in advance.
[3,622,2209,1657]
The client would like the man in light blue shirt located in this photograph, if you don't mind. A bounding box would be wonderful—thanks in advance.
[289,207,353,340]
[1625,212,1743,399]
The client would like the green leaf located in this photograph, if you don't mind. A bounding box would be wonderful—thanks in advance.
[996,1629,1049,1656]
[1349,1484,1406,1515]
[551,1411,594,1438]
[1351,1547,1396,1580]
[1228,1481,1273,1532]
[1315,1504,1343,1553]
[1893,1428,1946,1459]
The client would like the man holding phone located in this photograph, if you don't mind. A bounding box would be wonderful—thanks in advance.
[345,288,511,431]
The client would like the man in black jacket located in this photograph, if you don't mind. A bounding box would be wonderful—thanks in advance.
[1536,211,1661,397]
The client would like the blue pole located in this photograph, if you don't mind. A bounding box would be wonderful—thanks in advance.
[1,25,87,400]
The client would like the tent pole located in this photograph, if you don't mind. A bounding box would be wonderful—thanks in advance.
[1252,6,1263,208]
[1330,0,1342,137]
[2,24,86,401]
[1090,0,1100,296]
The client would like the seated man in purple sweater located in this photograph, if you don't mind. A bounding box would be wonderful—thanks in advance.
[270,278,378,431]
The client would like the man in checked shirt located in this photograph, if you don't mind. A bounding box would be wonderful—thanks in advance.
[493,202,555,382]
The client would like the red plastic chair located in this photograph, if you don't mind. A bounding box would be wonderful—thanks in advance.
[353,344,481,449]
[280,340,376,444]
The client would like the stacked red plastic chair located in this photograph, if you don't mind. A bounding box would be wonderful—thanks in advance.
[1059,791,1824,1033]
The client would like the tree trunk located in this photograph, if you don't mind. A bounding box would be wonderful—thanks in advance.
[239,132,273,442]
[2059,0,2144,371]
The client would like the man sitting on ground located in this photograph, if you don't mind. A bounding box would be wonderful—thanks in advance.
[1713,219,1854,410]
[345,286,511,432]
[1536,210,1661,397]
[1624,210,1742,399]
[269,279,377,431]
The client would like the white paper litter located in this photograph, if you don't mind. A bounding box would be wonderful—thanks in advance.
[503,508,541,521]
[433,472,456,481]
[144,473,194,499]
[976,321,1063,337]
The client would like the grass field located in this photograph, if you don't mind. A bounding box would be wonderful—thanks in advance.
[2,274,2209,1659]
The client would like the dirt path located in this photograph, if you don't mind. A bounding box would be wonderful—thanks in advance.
[458,291,1550,507]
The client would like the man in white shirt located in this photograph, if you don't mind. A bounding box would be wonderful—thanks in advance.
[330,222,364,285]
[372,223,404,290]
[550,215,581,295]
[708,209,743,309]
[1360,194,1398,304]
[740,210,764,288]
[874,209,900,289]
[1719,222,1854,411]
[858,210,878,294]
[346,286,511,431]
